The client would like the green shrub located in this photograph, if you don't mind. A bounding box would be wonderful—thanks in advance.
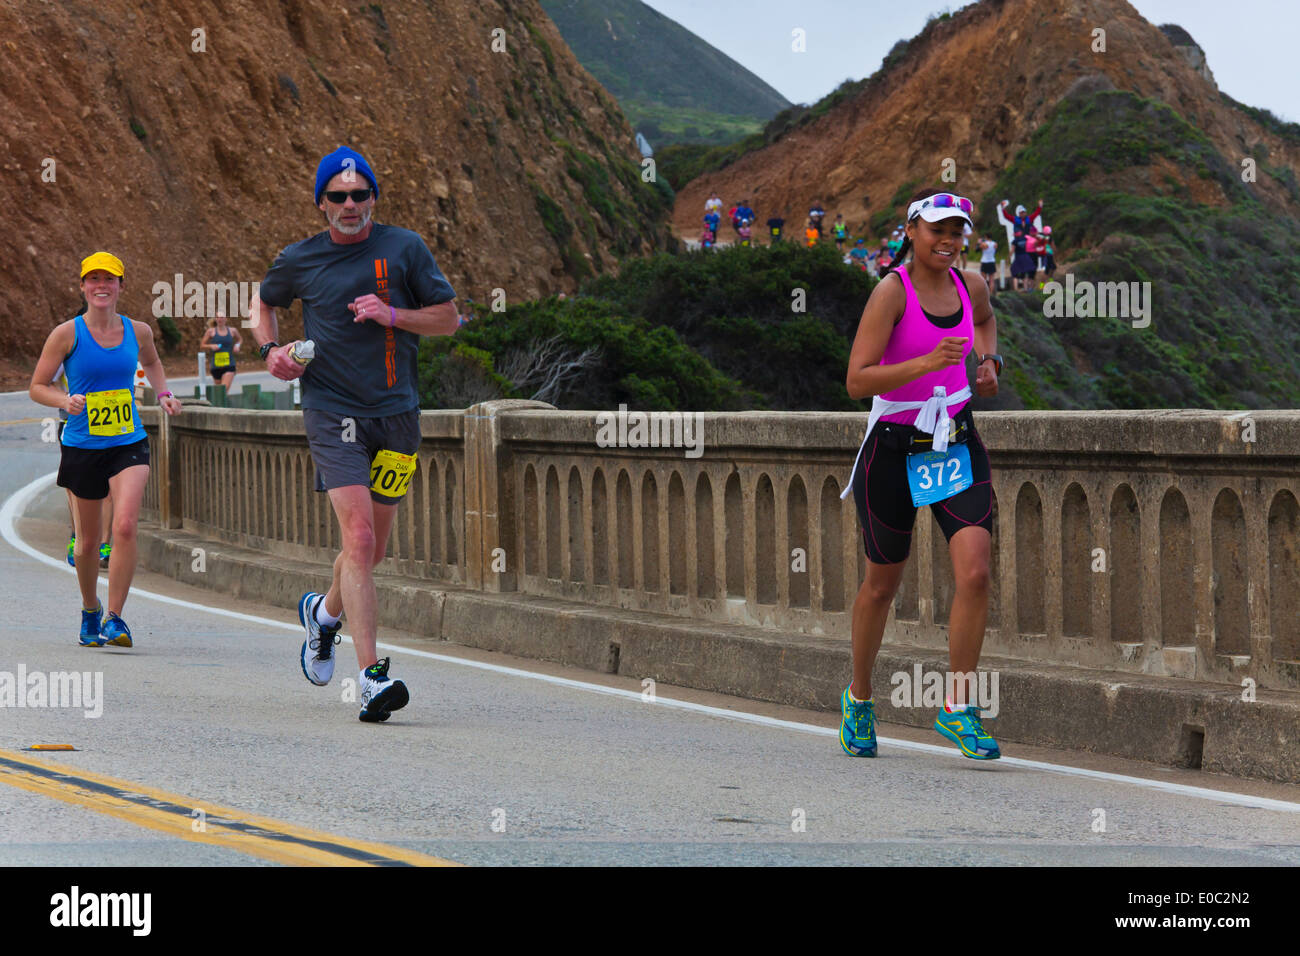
[157,315,183,352]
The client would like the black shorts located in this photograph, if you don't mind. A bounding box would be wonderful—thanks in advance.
[303,408,421,504]
[58,438,150,500]
[980,262,996,275]
[212,363,237,376]
[850,407,993,565]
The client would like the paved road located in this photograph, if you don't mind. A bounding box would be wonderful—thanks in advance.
[1,389,1298,866]
[168,368,282,396]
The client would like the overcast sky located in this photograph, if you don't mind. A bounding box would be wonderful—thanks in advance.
[638,0,1295,122]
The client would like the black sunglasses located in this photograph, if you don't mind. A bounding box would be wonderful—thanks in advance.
[323,188,373,204]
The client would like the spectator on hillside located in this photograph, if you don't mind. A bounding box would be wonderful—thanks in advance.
[833,214,848,251]
[1041,226,1057,277]
[997,198,1043,250]
[978,235,998,296]
[1011,229,1035,291]
[809,199,826,236]
[1013,198,1042,235]
[734,198,755,234]
[849,238,870,270]
[766,214,786,243]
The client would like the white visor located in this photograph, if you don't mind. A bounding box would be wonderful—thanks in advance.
[907,195,973,227]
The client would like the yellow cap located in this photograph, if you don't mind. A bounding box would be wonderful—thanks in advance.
[80,251,124,279]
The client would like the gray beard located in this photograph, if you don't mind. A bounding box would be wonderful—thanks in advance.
[330,208,372,234]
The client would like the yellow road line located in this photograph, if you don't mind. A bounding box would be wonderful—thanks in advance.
[0,748,458,867]
[0,417,45,427]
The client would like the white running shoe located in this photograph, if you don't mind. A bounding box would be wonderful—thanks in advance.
[298,592,341,686]
[359,657,409,723]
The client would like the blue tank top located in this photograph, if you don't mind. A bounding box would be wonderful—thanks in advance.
[61,314,145,449]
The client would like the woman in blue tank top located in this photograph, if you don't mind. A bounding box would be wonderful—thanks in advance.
[29,252,183,649]
[201,312,243,388]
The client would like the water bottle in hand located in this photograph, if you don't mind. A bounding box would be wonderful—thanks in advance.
[290,340,316,366]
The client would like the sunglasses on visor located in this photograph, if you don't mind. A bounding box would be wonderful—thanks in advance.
[915,193,973,214]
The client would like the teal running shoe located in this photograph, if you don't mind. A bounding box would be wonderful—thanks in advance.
[79,603,104,647]
[67,536,76,567]
[934,705,1001,760]
[99,542,111,568]
[840,686,877,757]
[101,612,133,648]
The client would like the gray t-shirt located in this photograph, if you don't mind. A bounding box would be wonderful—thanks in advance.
[258,223,456,415]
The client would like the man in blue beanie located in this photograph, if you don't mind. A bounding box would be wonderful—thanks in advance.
[248,145,460,723]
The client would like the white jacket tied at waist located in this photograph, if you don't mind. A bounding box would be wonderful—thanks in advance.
[839,385,973,500]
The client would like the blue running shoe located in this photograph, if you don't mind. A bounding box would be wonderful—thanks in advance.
[67,536,76,567]
[79,603,104,647]
[359,658,409,723]
[298,592,341,686]
[934,705,1000,759]
[840,686,877,757]
[99,542,111,568]
[100,612,133,648]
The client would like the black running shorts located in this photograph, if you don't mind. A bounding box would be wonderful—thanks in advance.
[58,437,150,500]
[850,406,993,565]
[302,408,420,504]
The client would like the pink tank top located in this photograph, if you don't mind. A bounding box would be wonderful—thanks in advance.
[878,265,974,426]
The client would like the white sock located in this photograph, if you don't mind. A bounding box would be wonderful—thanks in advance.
[314,601,341,627]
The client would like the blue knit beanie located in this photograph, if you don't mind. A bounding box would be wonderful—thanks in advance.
[314,146,379,204]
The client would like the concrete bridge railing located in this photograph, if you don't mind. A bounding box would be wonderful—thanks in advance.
[141,405,1300,690]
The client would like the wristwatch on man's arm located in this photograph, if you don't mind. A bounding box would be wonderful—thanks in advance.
[979,353,1004,375]
[259,341,279,361]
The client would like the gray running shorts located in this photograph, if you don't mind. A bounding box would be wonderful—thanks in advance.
[302,408,421,504]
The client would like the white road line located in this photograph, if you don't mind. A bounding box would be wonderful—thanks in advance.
[4,470,1298,814]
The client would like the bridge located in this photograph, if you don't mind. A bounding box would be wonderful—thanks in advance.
[1,388,1298,866]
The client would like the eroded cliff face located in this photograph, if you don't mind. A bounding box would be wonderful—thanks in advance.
[671,0,1297,239]
[1,0,667,365]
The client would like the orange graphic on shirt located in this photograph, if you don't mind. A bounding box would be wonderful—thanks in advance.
[375,258,396,388]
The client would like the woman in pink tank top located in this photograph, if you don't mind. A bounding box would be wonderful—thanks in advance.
[837,187,1006,761]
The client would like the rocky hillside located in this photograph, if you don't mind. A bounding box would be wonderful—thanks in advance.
[540,0,789,145]
[0,0,671,376]
[670,0,1300,238]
